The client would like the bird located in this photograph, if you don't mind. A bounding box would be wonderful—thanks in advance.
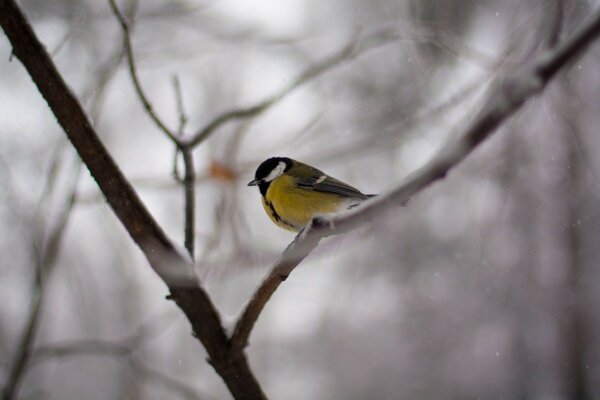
[248,157,374,232]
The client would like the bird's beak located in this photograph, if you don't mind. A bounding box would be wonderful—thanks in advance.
[247,179,259,186]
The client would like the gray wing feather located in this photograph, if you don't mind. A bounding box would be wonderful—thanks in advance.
[296,174,368,200]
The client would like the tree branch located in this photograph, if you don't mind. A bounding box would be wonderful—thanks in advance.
[184,21,506,150]
[0,1,265,399]
[182,148,196,259]
[545,0,564,49]
[1,160,80,400]
[107,0,181,145]
[32,341,210,400]
[172,74,189,136]
[230,5,600,351]
[186,28,401,148]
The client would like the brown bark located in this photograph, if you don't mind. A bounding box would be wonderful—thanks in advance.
[0,1,265,399]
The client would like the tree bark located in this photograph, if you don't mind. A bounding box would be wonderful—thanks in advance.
[0,1,265,398]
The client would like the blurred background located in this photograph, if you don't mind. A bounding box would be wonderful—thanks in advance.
[1,0,600,399]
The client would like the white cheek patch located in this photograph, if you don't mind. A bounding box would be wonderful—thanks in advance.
[264,161,286,182]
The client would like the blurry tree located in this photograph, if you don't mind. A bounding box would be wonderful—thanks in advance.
[1,0,600,399]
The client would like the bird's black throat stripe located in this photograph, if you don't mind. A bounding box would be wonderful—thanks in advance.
[265,199,295,229]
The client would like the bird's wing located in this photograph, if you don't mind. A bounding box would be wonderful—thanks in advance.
[295,170,369,200]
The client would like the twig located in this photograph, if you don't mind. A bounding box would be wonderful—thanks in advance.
[2,163,80,400]
[2,15,135,397]
[172,74,188,136]
[110,0,197,260]
[85,44,127,124]
[32,340,132,361]
[182,148,196,259]
[107,0,180,144]
[546,0,565,49]
[0,34,127,400]
[185,21,510,150]
[186,28,398,148]
[2,281,44,400]
[31,341,209,400]
[308,72,490,165]
[172,73,196,259]
[230,5,600,351]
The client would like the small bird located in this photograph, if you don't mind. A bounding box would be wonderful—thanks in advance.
[248,157,374,232]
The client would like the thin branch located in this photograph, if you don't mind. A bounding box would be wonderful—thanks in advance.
[2,283,44,400]
[85,44,127,124]
[230,5,600,350]
[2,22,128,399]
[182,148,196,259]
[546,0,565,49]
[0,38,126,400]
[2,163,80,400]
[172,149,185,183]
[31,310,179,362]
[32,341,209,400]
[187,28,396,148]
[308,72,490,166]
[107,0,180,144]
[185,22,506,150]
[32,340,132,362]
[173,73,195,259]
[111,0,196,260]
[172,74,188,136]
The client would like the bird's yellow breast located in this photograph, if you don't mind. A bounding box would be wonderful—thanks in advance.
[262,175,343,231]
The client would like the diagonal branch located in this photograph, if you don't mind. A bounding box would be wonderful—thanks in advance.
[1,162,80,400]
[186,28,399,148]
[545,0,564,49]
[108,0,180,145]
[0,1,265,399]
[230,5,600,351]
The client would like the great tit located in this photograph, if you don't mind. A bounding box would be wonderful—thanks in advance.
[248,157,375,232]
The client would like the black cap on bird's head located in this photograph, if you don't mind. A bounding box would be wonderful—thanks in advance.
[248,157,292,195]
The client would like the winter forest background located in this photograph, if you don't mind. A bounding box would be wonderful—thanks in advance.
[1,0,600,399]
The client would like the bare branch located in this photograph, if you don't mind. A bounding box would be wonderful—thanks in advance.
[1,37,126,400]
[107,0,181,144]
[2,162,80,400]
[182,148,196,259]
[33,340,132,361]
[546,0,565,49]
[186,28,398,148]
[230,6,600,351]
[0,2,265,398]
[172,74,189,136]
[110,0,196,260]
[32,341,210,400]
[185,22,507,150]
